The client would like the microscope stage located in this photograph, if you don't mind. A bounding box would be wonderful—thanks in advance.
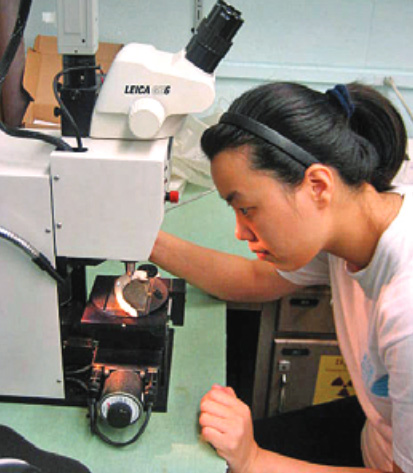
[81,275,169,329]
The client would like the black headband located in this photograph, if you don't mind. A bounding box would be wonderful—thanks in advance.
[219,112,319,168]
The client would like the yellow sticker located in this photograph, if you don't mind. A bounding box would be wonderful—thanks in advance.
[313,355,355,405]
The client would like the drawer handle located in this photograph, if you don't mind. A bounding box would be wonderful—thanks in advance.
[276,360,290,414]
[289,297,319,308]
[276,372,288,414]
[281,347,310,357]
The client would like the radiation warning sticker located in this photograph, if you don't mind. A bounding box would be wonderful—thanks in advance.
[312,355,355,405]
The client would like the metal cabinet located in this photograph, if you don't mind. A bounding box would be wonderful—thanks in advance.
[277,286,335,334]
[252,286,354,419]
[268,337,340,415]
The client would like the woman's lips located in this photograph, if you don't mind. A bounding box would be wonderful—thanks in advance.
[253,250,270,260]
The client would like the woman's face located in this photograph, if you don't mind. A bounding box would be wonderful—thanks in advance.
[210,146,330,272]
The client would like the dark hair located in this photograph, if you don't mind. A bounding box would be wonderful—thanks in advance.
[200,82,407,192]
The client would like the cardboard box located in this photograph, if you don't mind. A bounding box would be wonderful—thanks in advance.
[23,35,122,129]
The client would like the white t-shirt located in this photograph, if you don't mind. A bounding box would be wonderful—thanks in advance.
[278,190,413,472]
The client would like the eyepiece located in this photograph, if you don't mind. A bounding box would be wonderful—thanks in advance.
[185,0,243,73]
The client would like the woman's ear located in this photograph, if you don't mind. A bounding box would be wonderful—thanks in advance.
[302,164,334,208]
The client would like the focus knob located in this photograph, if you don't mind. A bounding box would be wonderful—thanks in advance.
[129,98,165,139]
[98,370,143,429]
[106,402,133,428]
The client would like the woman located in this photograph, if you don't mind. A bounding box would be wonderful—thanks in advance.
[150,82,411,473]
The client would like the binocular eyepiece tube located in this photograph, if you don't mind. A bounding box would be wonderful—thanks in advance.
[185,0,243,74]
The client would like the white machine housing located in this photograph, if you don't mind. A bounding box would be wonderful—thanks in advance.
[0,136,64,398]
[51,137,170,261]
[56,0,99,55]
[0,133,173,398]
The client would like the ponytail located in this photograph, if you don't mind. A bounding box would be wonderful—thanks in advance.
[346,83,407,191]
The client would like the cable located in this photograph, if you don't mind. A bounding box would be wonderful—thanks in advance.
[65,364,93,376]
[53,65,103,151]
[384,76,413,125]
[0,226,65,285]
[65,377,89,392]
[89,399,152,447]
[0,0,74,151]
[0,122,73,150]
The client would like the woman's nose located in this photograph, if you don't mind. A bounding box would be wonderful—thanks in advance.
[235,217,255,241]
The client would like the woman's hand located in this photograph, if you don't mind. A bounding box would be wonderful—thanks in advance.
[199,384,259,473]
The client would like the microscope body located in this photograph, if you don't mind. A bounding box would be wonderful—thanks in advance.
[0,138,172,400]
[0,41,211,403]
[90,44,215,140]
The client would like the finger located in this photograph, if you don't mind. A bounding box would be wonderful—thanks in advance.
[211,384,237,398]
[201,425,228,452]
[207,388,242,408]
[200,398,235,419]
[211,383,226,390]
[199,411,233,434]
[223,386,236,397]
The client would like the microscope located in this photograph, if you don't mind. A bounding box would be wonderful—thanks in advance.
[0,0,242,445]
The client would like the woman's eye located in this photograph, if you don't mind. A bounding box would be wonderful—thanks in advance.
[239,207,249,216]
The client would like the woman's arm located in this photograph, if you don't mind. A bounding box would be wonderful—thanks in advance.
[150,231,301,302]
[199,385,389,473]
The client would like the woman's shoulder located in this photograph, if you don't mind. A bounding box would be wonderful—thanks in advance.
[377,270,413,334]
[377,189,413,265]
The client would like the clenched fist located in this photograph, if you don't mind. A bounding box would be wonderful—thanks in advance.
[199,384,259,473]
